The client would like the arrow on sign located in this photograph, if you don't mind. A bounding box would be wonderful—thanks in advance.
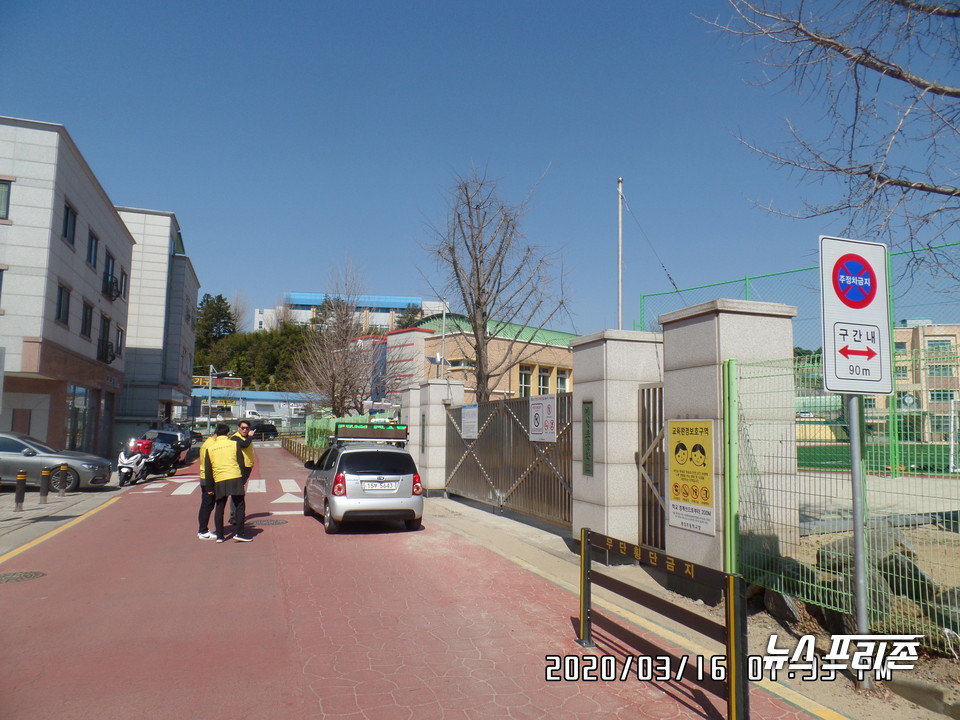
[839,345,877,360]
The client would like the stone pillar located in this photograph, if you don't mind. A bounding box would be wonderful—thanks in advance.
[571,330,664,543]
[417,379,464,494]
[660,299,797,575]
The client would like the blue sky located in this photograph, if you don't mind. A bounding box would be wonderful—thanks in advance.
[3,1,845,336]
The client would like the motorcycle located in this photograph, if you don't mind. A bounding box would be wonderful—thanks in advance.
[144,439,179,478]
[117,438,148,487]
[117,437,179,486]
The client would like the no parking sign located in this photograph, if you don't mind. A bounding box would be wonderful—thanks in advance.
[820,236,893,394]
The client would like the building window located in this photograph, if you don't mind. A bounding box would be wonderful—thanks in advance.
[86,231,99,267]
[518,365,532,398]
[81,302,93,338]
[120,269,128,298]
[863,397,877,409]
[929,365,954,377]
[115,326,124,357]
[557,369,569,394]
[928,339,953,355]
[895,365,909,379]
[538,368,551,395]
[102,251,118,298]
[931,415,952,435]
[56,285,70,325]
[929,390,955,403]
[0,179,11,220]
[62,203,77,246]
[894,341,908,353]
[97,315,112,362]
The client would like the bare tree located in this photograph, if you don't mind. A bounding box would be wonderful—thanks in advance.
[711,1,960,254]
[427,168,568,403]
[291,266,372,417]
[230,293,250,333]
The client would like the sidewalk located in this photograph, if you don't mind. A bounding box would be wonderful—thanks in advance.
[0,449,941,720]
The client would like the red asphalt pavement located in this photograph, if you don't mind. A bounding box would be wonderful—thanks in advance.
[0,447,820,720]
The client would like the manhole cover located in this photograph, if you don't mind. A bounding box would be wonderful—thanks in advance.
[248,518,287,526]
[0,571,46,584]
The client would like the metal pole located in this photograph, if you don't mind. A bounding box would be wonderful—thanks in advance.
[576,527,595,647]
[207,365,214,434]
[847,393,874,689]
[440,300,446,380]
[617,177,623,331]
[58,463,68,497]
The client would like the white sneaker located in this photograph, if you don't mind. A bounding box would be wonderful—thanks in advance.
[197,531,216,540]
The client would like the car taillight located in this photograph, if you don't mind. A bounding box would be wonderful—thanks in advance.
[412,473,422,496]
[332,472,346,496]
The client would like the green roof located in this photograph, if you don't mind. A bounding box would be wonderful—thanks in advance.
[415,314,577,348]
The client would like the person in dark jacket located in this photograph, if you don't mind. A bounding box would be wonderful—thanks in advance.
[229,421,255,524]
[201,423,251,542]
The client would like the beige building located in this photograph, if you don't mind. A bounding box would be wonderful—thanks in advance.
[863,320,960,442]
[384,315,574,404]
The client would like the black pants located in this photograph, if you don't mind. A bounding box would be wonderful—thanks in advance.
[198,490,216,533]
[215,494,245,539]
[229,477,249,522]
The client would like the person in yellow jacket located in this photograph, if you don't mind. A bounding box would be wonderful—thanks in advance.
[196,433,218,540]
[228,421,255,525]
[200,423,251,542]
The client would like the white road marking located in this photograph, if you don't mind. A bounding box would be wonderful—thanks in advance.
[279,478,301,493]
[172,482,199,495]
[247,479,266,493]
[271,493,302,504]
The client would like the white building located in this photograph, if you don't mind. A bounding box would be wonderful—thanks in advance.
[254,293,446,332]
[0,117,133,456]
[115,208,199,441]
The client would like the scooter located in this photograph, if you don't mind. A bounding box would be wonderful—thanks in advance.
[117,438,148,487]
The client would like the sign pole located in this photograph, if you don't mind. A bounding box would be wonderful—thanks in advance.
[846,392,874,690]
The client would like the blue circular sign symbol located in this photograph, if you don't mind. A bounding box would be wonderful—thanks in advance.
[832,253,877,309]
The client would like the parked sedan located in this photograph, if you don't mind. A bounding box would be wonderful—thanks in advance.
[303,442,423,533]
[0,432,113,491]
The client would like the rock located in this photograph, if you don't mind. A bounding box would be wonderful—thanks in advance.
[765,590,803,625]
[878,552,938,604]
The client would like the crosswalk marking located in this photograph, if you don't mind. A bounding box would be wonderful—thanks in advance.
[247,479,266,493]
[272,493,302,504]
[172,482,199,495]
[279,478,301,493]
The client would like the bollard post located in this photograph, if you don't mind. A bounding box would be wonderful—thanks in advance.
[15,470,27,511]
[576,527,596,648]
[39,467,51,505]
[58,463,68,497]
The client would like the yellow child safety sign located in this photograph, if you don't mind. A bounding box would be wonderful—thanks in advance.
[667,419,715,536]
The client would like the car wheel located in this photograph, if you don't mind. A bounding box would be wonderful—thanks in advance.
[405,518,422,531]
[323,503,340,534]
[51,467,80,492]
[303,489,315,517]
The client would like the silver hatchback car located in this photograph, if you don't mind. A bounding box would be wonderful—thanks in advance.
[303,435,423,534]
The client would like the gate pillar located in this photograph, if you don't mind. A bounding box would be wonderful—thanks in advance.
[660,299,797,582]
[571,330,664,543]
[417,379,464,494]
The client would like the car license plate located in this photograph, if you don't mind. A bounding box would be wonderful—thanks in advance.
[362,481,397,490]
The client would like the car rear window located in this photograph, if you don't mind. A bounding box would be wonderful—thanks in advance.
[338,451,417,475]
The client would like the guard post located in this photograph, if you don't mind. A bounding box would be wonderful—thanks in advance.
[39,467,52,504]
[15,470,27,511]
[577,529,749,720]
[58,463,68,497]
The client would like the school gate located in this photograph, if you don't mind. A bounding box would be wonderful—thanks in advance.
[444,395,573,528]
